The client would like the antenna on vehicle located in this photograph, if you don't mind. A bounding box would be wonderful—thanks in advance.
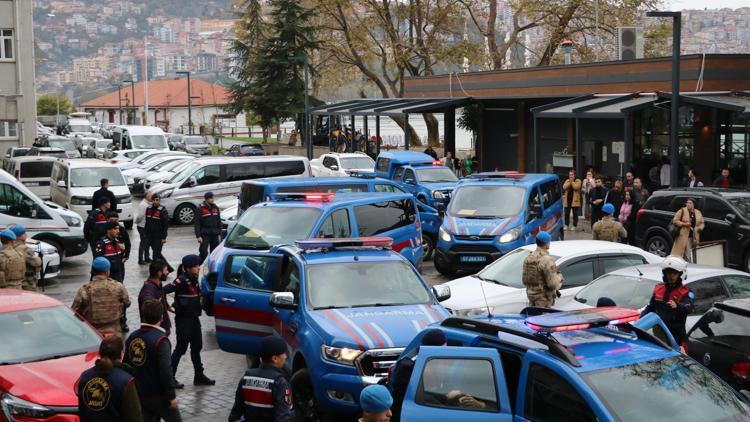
[479,278,493,318]
[633,263,643,277]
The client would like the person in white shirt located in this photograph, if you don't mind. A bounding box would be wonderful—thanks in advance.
[660,157,671,188]
[136,192,152,265]
[687,169,704,188]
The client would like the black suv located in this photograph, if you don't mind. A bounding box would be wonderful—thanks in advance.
[635,188,750,270]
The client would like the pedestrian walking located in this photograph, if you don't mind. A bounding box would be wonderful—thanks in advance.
[670,198,704,262]
[642,256,694,350]
[592,203,627,242]
[659,157,671,189]
[195,192,221,262]
[442,151,455,171]
[713,168,733,188]
[91,178,118,211]
[588,177,606,225]
[165,254,215,388]
[581,169,595,221]
[85,197,112,255]
[229,335,294,422]
[72,257,131,336]
[138,260,173,336]
[605,179,624,220]
[145,194,169,265]
[620,191,637,245]
[95,221,127,282]
[562,169,582,231]
[9,225,41,291]
[521,231,563,307]
[0,230,25,289]
[136,192,152,265]
[76,335,143,422]
[125,300,182,422]
[687,169,704,188]
[359,385,393,422]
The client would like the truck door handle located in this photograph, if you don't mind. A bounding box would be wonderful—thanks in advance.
[220,297,236,304]
[288,322,298,335]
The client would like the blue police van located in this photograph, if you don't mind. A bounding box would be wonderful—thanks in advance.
[434,172,564,275]
[200,238,452,416]
[235,177,442,259]
[374,151,458,210]
[393,307,750,421]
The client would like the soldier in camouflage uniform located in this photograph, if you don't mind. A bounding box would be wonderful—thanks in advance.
[522,231,563,307]
[72,257,131,336]
[592,203,627,243]
[0,230,26,290]
[10,225,41,292]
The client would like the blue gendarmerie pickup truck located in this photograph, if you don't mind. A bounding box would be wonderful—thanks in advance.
[374,151,458,211]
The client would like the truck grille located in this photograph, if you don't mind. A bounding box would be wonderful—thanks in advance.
[355,348,404,378]
[454,235,495,241]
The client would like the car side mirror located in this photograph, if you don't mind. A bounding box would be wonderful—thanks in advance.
[707,308,724,324]
[405,178,416,185]
[533,204,542,218]
[183,176,196,188]
[330,165,339,171]
[726,213,736,224]
[433,285,451,302]
[57,180,66,188]
[269,292,297,310]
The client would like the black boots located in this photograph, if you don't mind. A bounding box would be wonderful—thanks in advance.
[193,372,216,386]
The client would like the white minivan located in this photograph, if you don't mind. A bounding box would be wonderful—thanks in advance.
[0,170,88,259]
[6,156,57,199]
[149,155,310,224]
[111,126,169,151]
[50,159,134,228]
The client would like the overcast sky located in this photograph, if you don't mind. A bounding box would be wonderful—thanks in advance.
[668,0,748,9]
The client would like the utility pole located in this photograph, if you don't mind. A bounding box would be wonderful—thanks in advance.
[118,84,123,124]
[123,79,136,124]
[176,71,193,135]
[144,36,149,125]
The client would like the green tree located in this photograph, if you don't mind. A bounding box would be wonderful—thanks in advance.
[226,0,265,116]
[37,94,72,116]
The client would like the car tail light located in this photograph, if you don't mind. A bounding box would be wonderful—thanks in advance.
[636,208,646,222]
[731,362,750,380]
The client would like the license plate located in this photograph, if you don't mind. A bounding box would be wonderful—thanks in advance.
[23,182,39,186]
[460,255,486,263]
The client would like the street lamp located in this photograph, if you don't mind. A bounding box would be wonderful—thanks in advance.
[122,79,136,124]
[176,71,195,135]
[117,83,123,124]
[647,10,681,188]
[289,54,311,159]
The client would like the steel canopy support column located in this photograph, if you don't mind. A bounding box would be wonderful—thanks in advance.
[575,118,582,178]
[533,115,538,172]
[444,108,456,159]
[376,115,381,155]
[404,114,410,150]
[624,114,633,178]
[363,115,369,154]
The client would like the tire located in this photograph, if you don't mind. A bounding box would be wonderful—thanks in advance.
[434,253,456,276]
[422,234,435,261]
[290,368,325,422]
[744,250,750,273]
[175,203,196,225]
[124,220,133,229]
[646,234,670,257]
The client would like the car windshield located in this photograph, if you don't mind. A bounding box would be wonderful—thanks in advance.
[39,150,67,158]
[339,156,375,169]
[307,261,432,309]
[415,167,458,183]
[69,124,92,133]
[154,159,190,172]
[0,306,101,364]
[726,197,750,220]
[574,274,657,308]
[477,249,536,288]
[583,355,749,421]
[131,135,167,149]
[226,206,321,249]
[168,161,202,183]
[47,139,77,151]
[71,167,126,187]
[448,185,526,218]
[184,137,205,145]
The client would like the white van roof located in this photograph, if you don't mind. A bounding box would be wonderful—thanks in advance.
[190,155,308,165]
[118,126,165,135]
[68,118,92,125]
[56,158,121,169]
[9,156,59,164]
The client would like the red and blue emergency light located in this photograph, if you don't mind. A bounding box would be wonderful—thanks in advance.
[468,171,526,180]
[525,307,641,333]
[295,237,393,251]
[271,192,335,202]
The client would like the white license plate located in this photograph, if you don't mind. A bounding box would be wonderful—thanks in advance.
[23,182,39,187]
[460,255,486,263]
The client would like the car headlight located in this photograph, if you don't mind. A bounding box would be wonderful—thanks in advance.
[61,214,81,227]
[439,226,452,242]
[1,393,55,420]
[70,196,90,206]
[228,214,237,222]
[499,227,521,243]
[321,345,363,365]
[432,190,445,199]
[158,189,174,198]
[453,307,493,318]
[42,245,57,255]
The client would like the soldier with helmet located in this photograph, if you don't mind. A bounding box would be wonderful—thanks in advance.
[592,203,627,242]
[9,225,41,291]
[522,231,563,307]
[0,230,26,290]
[642,255,695,348]
[72,257,131,336]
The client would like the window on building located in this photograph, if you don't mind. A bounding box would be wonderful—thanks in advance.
[0,122,18,139]
[0,30,13,60]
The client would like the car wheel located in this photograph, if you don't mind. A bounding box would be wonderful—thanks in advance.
[124,220,133,230]
[434,253,456,276]
[290,368,325,422]
[175,204,196,225]
[646,234,670,257]
[422,234,435,261]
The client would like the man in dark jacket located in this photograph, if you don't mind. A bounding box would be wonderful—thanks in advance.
[642,256,695,348]
[605,179,624,220]
[165,254,214,388]
[145,194,169,264]
[139,260,173,336]
[126,300,181,422]
[106,211,130,269]
[588,177,606,225]
[84,197,111,255]
[229,336,294,422]
[195,192,221,262]
[91,178,118,211]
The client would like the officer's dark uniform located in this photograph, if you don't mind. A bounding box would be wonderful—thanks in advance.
[76,364,137,421]
[139,279,172,335]
[84,206,109,255]
[91,187,117,212]
[144,200,169,263]
[195,198,221,261]
[95,227,125,283]
[642,280,695,346]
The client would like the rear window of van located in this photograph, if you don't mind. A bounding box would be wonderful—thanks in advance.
[20,161,54,178]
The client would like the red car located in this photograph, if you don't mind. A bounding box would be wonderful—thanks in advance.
[0,290,102,421]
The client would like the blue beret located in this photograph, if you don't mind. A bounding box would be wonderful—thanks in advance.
[360,385,393,413]
[204,191,214,199]
[9,225,26,236]
[0,230,16,240]
[536,231,551,244]
[602,203,615,214]
[182,254,201,268]
[92,257,111,272]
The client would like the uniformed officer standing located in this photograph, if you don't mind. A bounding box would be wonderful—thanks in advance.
[359,385,393,422]
[165,254,215,388]
[85,197,112,256]
[592,203,627,242]
[76,335,143,422]
[9,225,41,291]
[0,230,25,290]
[96,221,127,282]
[195,192,221,262]
[125,300,181,422]
[229,335,294,422]
[144,194,169,264]
[522,231,563,307]
[107,211,131,268]
[642,256,695,349]
[72,257,131,336]
[139,260,173,336]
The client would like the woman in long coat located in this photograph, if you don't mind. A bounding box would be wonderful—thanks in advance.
[670,198,704,262]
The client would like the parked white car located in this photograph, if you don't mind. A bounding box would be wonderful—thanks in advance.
[310,153,375,177]
[107,149,150,165]
[141,159,196,193]
[438,240,663,316]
